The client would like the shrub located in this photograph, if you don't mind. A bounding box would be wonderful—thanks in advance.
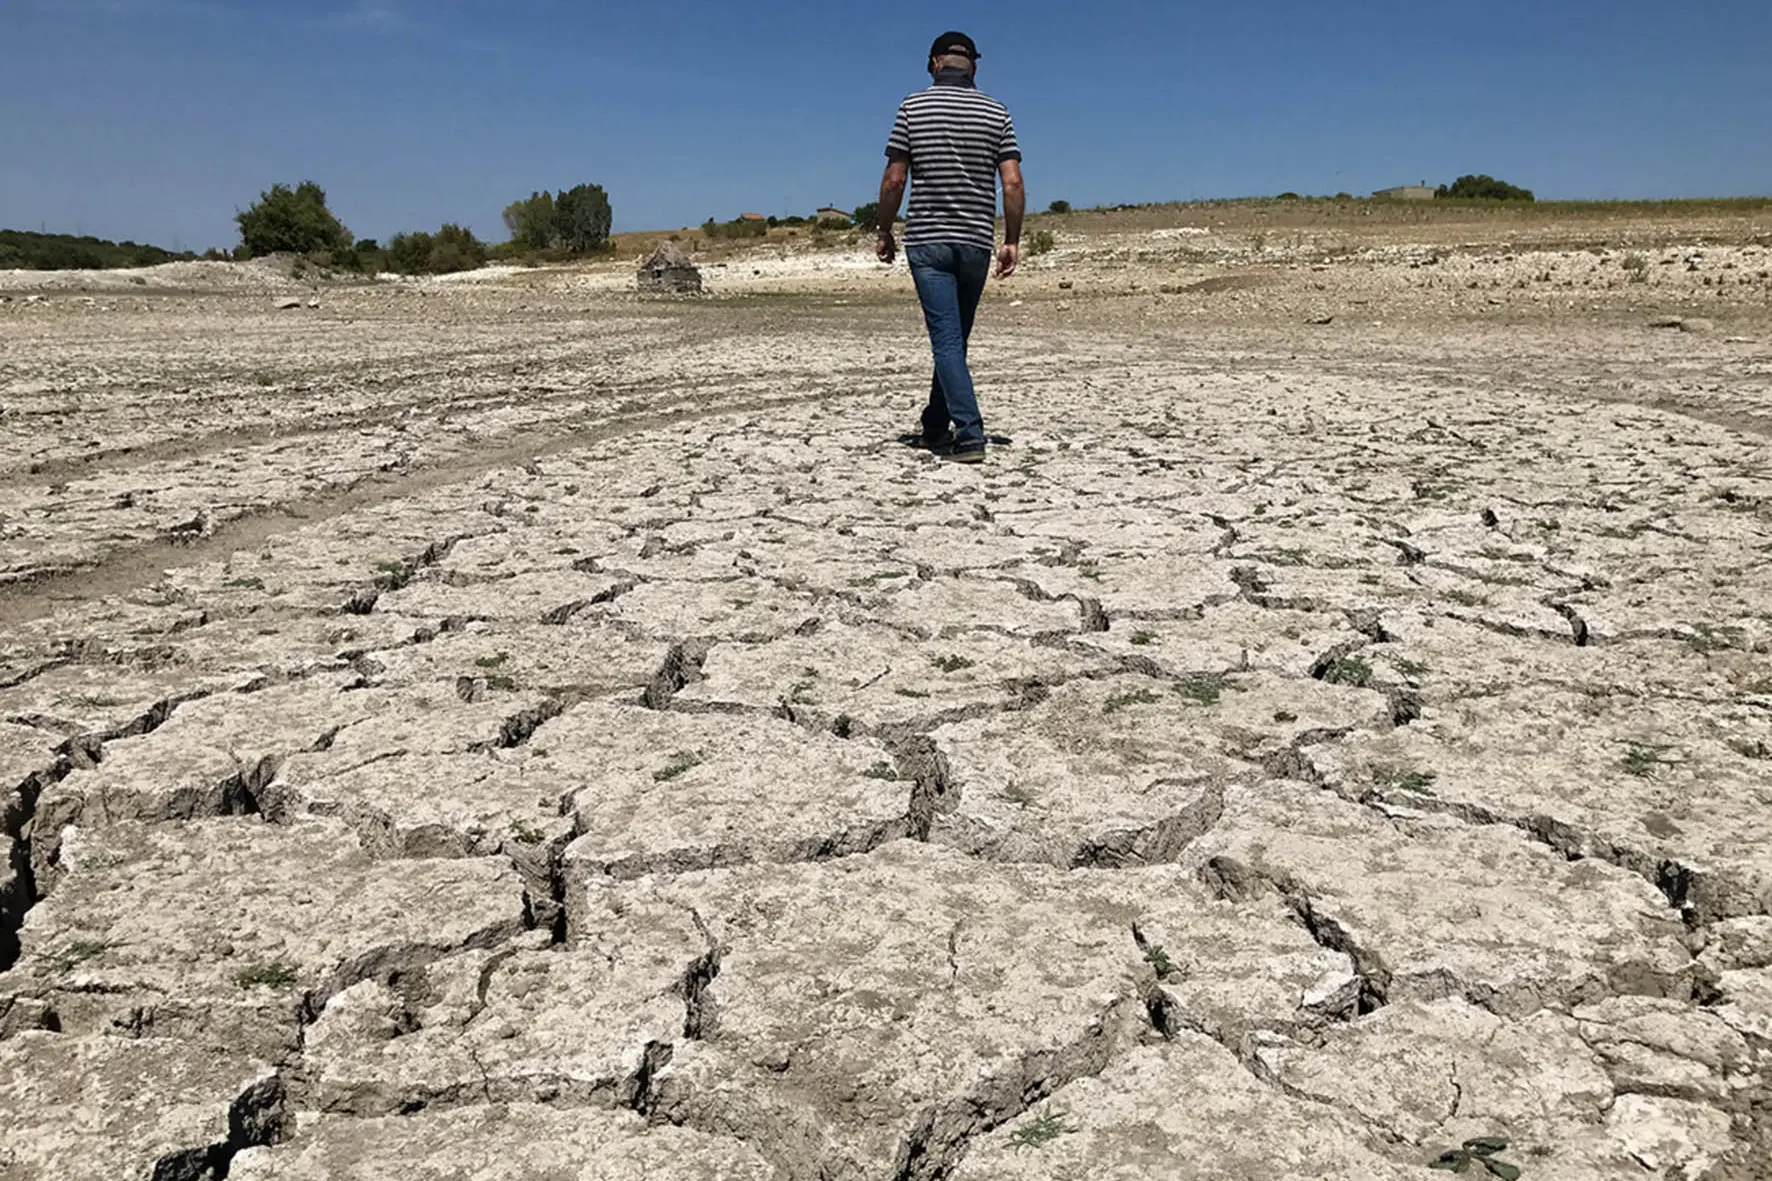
[502,191,556,251]
[1276,191,1301,200]
[1025,229,1056,256]
[0,229,194,271]
[701,217,769,241]
[1436,175,1535,201]
[852,202,881,231]
[385,225,486,275]
[1047,200,1071,214]
[236,181,352,258]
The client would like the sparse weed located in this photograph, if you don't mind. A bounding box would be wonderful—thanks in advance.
[475,651,510,669]
[788,681,817,704]
[1000,784,1041,810]
[1322,655,1375,688]
[1142,942,1177,979]
[1129,630,1158,647]
[485,674,517,692]
[1445,587,1491,608]
[863,761,900,781]
[1008,1107,1080,1151]
[654,750,707,783]
[1105,687,1163,714]
[42,940,111,975]
[1174,674,1228,706]
[1727,739,1769,761]
[508,819,546,846]
[373,560,414,591]
[1371,766,1438,795]
[63,694,124,709]
[1264,547,1309,567]
[895,687,932,699]
[1622,252,1650,282]
[1025,229,1056,257]
[1681,622,1745,654]
[1621,742,1679,778]
[223,576,266,590]
[1390,656,1430,679]
[932,654,975,674]
[237,962,299,990]
[1430,1136,1524,1179]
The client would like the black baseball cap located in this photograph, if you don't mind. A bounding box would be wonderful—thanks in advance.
[928,31,980,62]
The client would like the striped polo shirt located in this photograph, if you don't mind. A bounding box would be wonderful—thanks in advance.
[885,71,1021,251]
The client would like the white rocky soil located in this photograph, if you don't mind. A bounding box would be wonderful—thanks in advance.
[2,208,1771,1179]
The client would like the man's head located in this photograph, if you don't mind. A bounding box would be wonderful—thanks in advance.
[928,30,979,77]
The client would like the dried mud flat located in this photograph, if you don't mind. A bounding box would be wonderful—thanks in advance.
[2,208,1772,1180]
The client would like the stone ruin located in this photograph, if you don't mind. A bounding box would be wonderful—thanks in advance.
[637,241,702,295]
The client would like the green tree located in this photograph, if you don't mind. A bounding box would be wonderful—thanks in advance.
[853,202,881,231]
[1047,200,1071,214]
[502,191,556,251]
[1436,175,1535,201]
[385,231,434,275]
[428,223,487,272]
[552,183,613,253]
[235,181,352,258]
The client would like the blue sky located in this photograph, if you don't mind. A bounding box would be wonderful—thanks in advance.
[3,0,1769,250]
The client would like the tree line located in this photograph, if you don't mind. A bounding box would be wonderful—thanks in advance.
[0,229,196,271]
[229,180,614,276]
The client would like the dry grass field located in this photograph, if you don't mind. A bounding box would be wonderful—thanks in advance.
[2,199,1771,1180]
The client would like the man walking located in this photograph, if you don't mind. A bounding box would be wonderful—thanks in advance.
[876,31,1025,464]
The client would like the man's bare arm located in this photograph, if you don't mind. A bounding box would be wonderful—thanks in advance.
[877,159,909,263]
[997,159,1025,277]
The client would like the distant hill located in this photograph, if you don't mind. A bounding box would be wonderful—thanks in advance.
[0,229,197,271]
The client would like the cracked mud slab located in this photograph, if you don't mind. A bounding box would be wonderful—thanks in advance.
[1,818,526,1058]
[0,1031,283,1181]
[230,1105,780,1180]
[613,842,1355,1181]
[3,226,1770,1176]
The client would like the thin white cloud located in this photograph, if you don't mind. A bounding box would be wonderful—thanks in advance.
[335,1,411,32]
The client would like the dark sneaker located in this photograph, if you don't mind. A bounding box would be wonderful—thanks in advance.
[944,444,986,464]
[921,430,954,451]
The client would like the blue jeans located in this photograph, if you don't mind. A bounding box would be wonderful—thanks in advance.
[907,243,992,449]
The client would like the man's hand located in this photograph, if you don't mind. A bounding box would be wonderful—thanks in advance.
[996,243,1019,279]
[877,229,897,266]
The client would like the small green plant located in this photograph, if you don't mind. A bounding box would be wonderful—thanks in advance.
[1621,252,1649,282]
[508,819,546,845]
[223,576,266,590]
[1000,784,1040,810]
[1390,656,1430,679]
[43,940,111,974]
[1025,229,1056,257]
[863,762,900,781]
[895,687,932,699]
[1008,1107,1079,1151]
[1174,675,1227,706]
[475,651,510,669]
[1322,656,1375,688]
[1372,766,1438,795]
[932,654,975,673]
[485,674,517,692]
[788,680,817,704]
[373,560,414,591]
[654,751,707,783]
[1129,630,1157,647]
[1681,622,1745,653]
[1621,742,1679,778]
[1142,942,1177,979]
[1077,565,1103,582]
[1430,1136,1523,1178]
[1105,688,1163,714]
[237,962,299,990]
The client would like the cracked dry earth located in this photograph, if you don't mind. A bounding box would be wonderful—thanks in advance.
[2,245,1772,1181]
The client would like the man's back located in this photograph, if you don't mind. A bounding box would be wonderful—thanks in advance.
[886,77,1020,252]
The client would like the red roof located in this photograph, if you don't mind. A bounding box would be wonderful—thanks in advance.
[739,212,766,221]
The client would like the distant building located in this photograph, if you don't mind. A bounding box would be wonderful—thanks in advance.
[738,212,767,223]
[814,207,852,223]
[1374,184,1436,201]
